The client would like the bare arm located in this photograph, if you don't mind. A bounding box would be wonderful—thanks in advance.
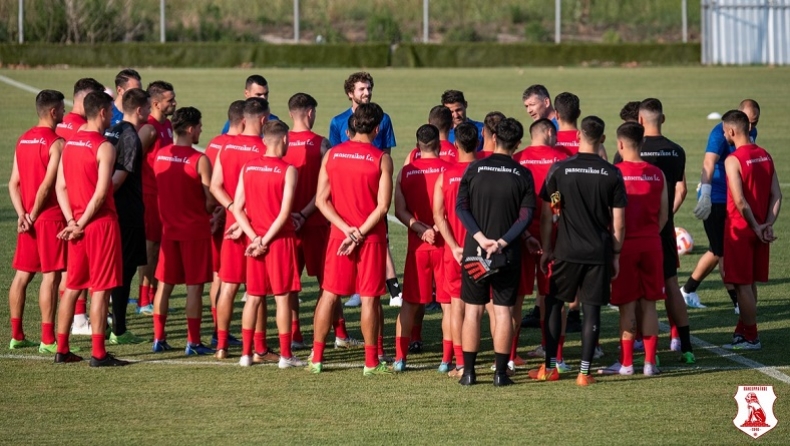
[766,171,782,226]
[8,154,29,233]
[597,143,608,161]
[673,174,687,214]
[111,170,129,192]
[209,150,233,209]
[29,139,65,221]
[433,173,458,250]
[658,172,669,230]
[700,152,718,185]
[55,157,74,224]
[611,206,625,280]
[197,154,217,213]
[75,142,116,229]
[138,124,156,154]
[359,153,393,237]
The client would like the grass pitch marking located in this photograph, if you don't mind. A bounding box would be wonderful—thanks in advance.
[0,74,74,107]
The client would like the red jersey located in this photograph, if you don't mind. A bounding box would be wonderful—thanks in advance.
[55,112,86,141]
[727,144,775,230]
[401,158,449,251]
[407,141,458,164]
[15,127,64,221]
[283,130,327,228]
[556,130,580,155]
[153,144,210,241]
[476,151,494,159]
[242,156,295,237]
[325,141,386,242]
[513,145,568,235]
[441,161,471,246]
[142,115,173,194]
[205,133,231,168]
[218,134,266,227]
[61,130,116,221]
[617,161,664,248]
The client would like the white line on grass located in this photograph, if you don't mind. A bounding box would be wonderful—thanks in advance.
[0,74,74,107]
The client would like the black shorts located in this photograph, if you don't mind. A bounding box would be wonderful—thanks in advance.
[661,233,678,280]
[703,203,726,257]
[548,260,611,306]
[461,264,520,307]
[120,224,147,268]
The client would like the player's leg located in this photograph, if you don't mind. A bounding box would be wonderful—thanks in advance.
[509,294,524,366]
[385,242,403,306]
[110,258,144,344]
[252,296,277,363]
[409,304,425,353]
[8,270,35,347]
[215,282,240,357]
[137,240,160,315]
[37,271,60,351]
[55,288,82,362]
[239,294,262,366]
[617,300,637,374]
[152,283,175,352]
[357,241,390,376]
[394,300,419,370]
[70,289,91,335]
[639,299,660,375]
[492,302,515,386]
[183,283,212,354]
[460,303,485,385]
[289,291,305,349]
[310,290,338,371]
[209,273,221,340]
[180,236,214,355]
[450,297,465,377]
[360,297,382,371]
[395,248,426,369]
[89,289,122,364]
[275,292,302,367]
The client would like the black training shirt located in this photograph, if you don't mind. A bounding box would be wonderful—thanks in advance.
[541,152,627,265]
[105,121,145,229]
[456,153,536,261]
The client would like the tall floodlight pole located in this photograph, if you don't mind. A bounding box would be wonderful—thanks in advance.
[682,0,688,43]
[18,0,24,43]
[160,0,166,43]
[555,0,561,44]
[294,0,300,42]
[423,0,429,43]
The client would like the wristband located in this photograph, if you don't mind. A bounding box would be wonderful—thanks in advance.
[299,211,306,219]
[699,184,712,197]
[226,201,234,210]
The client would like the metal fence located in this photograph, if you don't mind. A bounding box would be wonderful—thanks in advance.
[702,0,790,65]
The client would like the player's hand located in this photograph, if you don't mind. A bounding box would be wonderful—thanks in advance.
[420,228,436,245]
[611,255,620,280]
[539,250,553,275]
[452,246,463,264]
[337,236,357,256]
[291,212,305,232]
[210,206,225,234]
[477,238,499,259]
[693,192,712,220]
[224,222,242,240]
[763,224,777,243]
[25,212,36,226]
[17,216,30,233]
[526,236,542,255]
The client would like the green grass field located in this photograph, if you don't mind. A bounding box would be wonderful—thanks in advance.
[1,67,789,445]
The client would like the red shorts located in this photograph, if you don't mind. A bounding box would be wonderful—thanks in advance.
[322,238,386,297]
[143,192,162,243]
[296,224,329,282]
[610,248,666,305]
[404,248,448,304]
[723,227,770,284]
[518,248,550,297]
[211,231,223,273]
[219,236,247,284]
[246,236,301,296]
[443,247,462,298]
[13,219,67,273]
[66,218,122,292]
[155,237,213,285]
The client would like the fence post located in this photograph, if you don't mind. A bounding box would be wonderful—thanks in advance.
[423,0,429,43]
[555,0,561,44]
[682,0,688,43]
[18,0,23,43]
[160,0,166,43]
[293,0,300,42]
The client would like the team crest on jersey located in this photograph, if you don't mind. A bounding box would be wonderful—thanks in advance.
[733,386,777,439]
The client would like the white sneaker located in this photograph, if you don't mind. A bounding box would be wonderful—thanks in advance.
[670,337,681,352]
[618,364,634,375]
[71,318,92,335]
[681,287,706,308]
[389,293,403,307]
[334,336,363,348]
[239,355,252,367]
[556,360,572,373]
[643,363,661,376]
[345,294,361,307]
[279,356,305,368]
[526,345,546,358]
[307,349,314,362]
[598,361,622,375]
[593,345,605,359]
[734,304,740,315]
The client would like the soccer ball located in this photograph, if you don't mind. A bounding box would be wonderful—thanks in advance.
[675,227,694,255]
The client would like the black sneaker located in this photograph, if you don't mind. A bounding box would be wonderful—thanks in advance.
[54,351,83,364]
[459,372,477,386]
[90,353,130,367]
[408,341,423,353]
[521,306,541,329]
[566,310,582,333]
[493,374,516,387]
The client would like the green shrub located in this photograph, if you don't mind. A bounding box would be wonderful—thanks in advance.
[367,12,401,44]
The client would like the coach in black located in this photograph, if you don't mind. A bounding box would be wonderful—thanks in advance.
[456,117,536,387]
[539,116,627,386]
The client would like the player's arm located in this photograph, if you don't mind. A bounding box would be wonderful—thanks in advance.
[8,154,29,233]
[209,150,233,209]
[673,174,687,214]
[765,171,782,227]
[260,166,297,248]
[54,157,74,225]
[197,154,217,213]
[75,142,116,231]
[658,172,669,231]
[111,131,135,192]
[597,143,608,161]
[111,169,129,192]
[432,173,458,250]
[29,139,65,222]
[138,123,156,154]
[695,131,723,219]
[394,168,431,237]
[315,149,351,233]
[611,206,625,280]
[295,137,332,220]
[231,169,255,241]
[358,153,393,238]
[724,156,760,231]
[456,169,498,256]
[497,175,536,248]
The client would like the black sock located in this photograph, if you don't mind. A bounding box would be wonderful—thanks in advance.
[494,352,509,376]
[727,289,738,306]
[544,295,564,368]
[678,325,693,353]
[567,309,581,322]
[580,303,601,364]
[111,262,136,335]
[683,277,701,293]
[386,278,401,299]
[530,305,539,316]
[462,351,477,375]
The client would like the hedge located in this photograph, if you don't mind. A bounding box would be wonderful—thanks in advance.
[0,42,700,68]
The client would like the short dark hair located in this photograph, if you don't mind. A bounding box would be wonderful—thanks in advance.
[344,72,374,96]
[121,88,149,114]
[146,81,174,100]
[346,114,357,138]
[288,92,318,111]
[353,103,384,134]
[35,89,65,116]
[246,75,268,89]
[522,84,550,101]
[83,91,113,119]
[440,90,466,106]
[484,111,506,136]
[263,120,290,139]
[494,118,524,151]
[722,110,750,135]
[114,68,141,89]
[428,105,452,133]
[454,122,479,154]
[529,118,555,136]
[73,78,105,97]
[639,98,663,123]
[243,97,270,117]
[228,100,246,124]
[619,101,641,122]
[580,116,605,143]
[616,121,645,147]
[171,107,202,136]
[416,124,440,152]
[554,92,580,123]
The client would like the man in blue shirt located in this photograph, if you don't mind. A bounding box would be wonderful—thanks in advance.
[441,90,484,150]
[682,99,760,311]
[220,75,279,134]
[522,84,559,130]
[111,69,142,127]
[328,72,396,154]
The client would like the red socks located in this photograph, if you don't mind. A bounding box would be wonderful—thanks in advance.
[41,322,56,345]
[254,331,266,353]
[453,344,464,367]
[620,338,634,367]
[92,334,106,359]
[334,318,349,339]
[292,320,303,343]
[557,335,565,362]
[509,329,520,361]
[153,314,167,340]
[313,341,326,363]
[364,345,378,368]
[395,336,410,361]
[186,317,201,345]
[442,339,453,363]
[643,335,658,365]
[138,285,149,307]
[241,328,253,356]
[743,324,758,342]
[377,335,385,357]
[279,333,292,358]
[411,324,422,342]
[216,330,228,350]
[735,319,745,336]
[57,333,70,354]
[10,317,24,341]
[211,308,218,330]
[75,298,86,316]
